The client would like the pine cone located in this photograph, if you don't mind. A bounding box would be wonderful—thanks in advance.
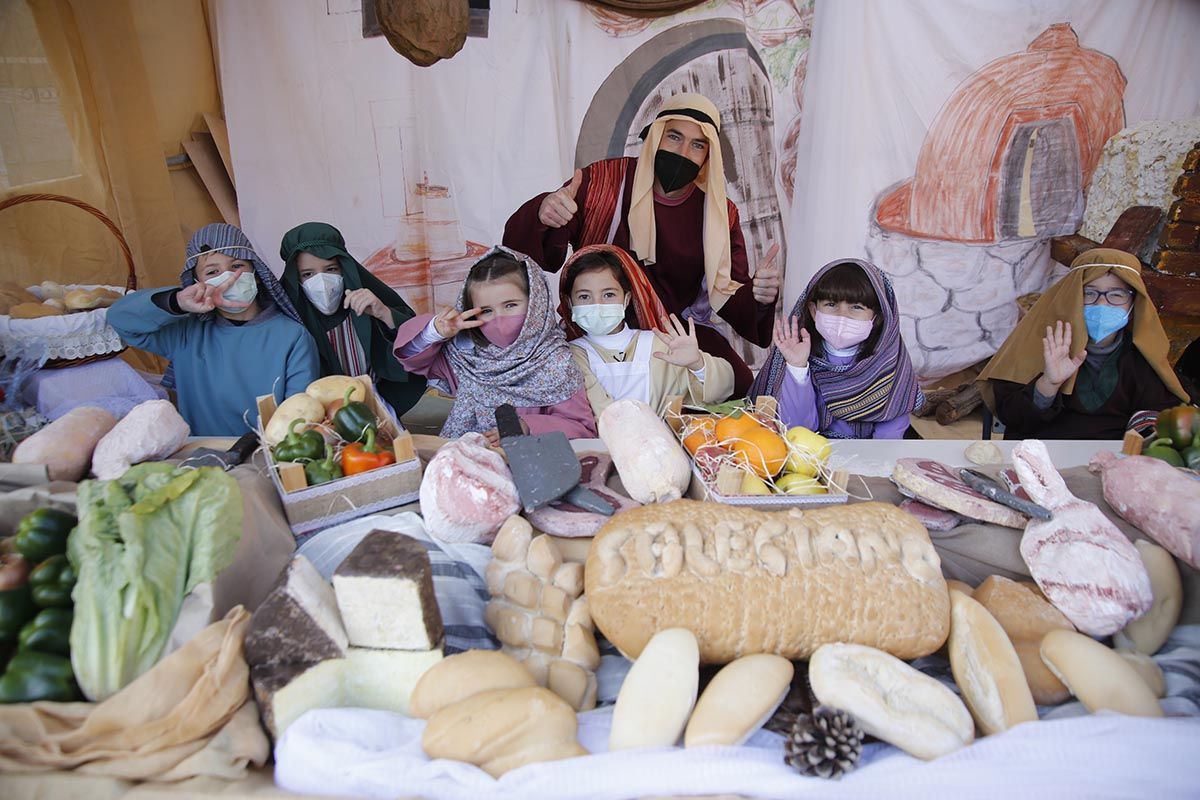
[765,661,814,734]
[784,706,864,780]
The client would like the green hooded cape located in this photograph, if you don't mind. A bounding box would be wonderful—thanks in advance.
[279,222,426,416]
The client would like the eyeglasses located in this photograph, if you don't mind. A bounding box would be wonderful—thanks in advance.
[1083,287,1134,307]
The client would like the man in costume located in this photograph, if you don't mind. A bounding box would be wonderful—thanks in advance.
[504,92,780,394]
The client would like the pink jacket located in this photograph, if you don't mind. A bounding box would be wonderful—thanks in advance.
[394,314,597,439]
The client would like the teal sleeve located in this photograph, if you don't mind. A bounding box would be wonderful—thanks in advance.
[106,288,190,358]
[282,330,320,400]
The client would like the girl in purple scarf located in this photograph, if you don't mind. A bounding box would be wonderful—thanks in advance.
[750,260,923,439]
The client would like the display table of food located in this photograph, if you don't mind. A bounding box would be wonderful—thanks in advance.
[1,403,1197,800]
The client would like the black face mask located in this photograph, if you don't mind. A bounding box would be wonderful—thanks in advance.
[654,149,701,193]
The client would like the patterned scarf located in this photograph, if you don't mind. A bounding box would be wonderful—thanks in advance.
[750,259,923,437]
[163,223,301,390]
[557,244,670,340]
[440,246,584,438]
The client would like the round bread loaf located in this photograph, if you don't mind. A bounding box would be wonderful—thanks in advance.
[409,649,535,719]
[585,500,950,663]
[809,642,974,760]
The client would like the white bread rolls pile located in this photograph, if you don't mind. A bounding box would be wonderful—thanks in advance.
[585,500,950,662]
[484,516,600,710]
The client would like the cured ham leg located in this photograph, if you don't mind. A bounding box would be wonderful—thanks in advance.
[1089,451,1200,570]
[1012,440,1151,637]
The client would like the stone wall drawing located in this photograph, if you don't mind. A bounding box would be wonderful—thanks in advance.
[865,23,1126,381]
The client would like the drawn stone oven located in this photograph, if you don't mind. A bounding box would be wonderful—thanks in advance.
[865,24,1126,380]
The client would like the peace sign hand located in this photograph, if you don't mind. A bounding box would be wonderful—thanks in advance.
[176,270,251,314]
[773,315,811,368]
[538,169,583,228]
[433,306,485,339]
[653,314,705,371]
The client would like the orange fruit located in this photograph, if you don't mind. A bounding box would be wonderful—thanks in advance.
[682,417,717,455]
[729,426,789,479]
[714,410,766,445]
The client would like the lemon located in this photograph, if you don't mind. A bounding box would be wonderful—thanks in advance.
[775,473,828,495]
[784,426,832,476]
[739,471,773,496]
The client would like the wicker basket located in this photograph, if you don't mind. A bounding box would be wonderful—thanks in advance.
[0,193,137,369]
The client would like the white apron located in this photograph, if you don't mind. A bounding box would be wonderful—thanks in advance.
[576,329,655,406]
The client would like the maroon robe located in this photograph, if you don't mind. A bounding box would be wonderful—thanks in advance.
[503,157,775,395]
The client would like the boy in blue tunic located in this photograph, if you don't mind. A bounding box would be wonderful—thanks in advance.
[108,223,319,436]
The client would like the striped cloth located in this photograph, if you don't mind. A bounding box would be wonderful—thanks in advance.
[751,259,924,437]
[326,316,370,380]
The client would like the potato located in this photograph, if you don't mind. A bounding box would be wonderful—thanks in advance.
[264,393,326,446]
[305,376,367,409]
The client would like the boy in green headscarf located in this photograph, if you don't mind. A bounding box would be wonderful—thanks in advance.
[280,222,426,417]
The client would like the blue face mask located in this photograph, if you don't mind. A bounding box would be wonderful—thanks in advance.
[1083,304,1129,343]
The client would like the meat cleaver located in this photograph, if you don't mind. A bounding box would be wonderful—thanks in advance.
[179,431,260,470]
[495,404,614,515]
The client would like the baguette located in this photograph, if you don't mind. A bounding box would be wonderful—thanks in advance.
[947,590,1037,735]
[609,628,698,750]
[585,500,949,663]
[1040,630,1163,717]
[684,654,792,747]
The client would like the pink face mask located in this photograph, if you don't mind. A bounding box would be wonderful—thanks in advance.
[481,314,525,348]
[814,310,874,350]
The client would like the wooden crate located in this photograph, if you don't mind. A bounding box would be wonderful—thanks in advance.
[256,376,421,535]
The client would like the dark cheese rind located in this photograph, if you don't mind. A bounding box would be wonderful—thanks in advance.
[333,531,444,646]
[245,556,349,668]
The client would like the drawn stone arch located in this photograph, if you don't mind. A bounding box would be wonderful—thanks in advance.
[576,19,784,366]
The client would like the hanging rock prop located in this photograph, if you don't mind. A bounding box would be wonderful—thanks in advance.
[375,0,468,68]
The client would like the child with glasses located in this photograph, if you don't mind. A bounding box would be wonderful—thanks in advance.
[978,248,1191,440]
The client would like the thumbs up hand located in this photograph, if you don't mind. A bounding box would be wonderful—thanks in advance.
[538,169,583,228]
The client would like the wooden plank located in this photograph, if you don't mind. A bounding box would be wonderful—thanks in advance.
[1160,222,1200,251]
[1101,205,1163,254]
[278,462,307,493]
[202,112,236,188]
[1175,173,1200,201]
[1154,250,1200,277]
[1049,234,1098,267]
[183,134,240,227]
[1141,269,1200,315]
[1169,199,1200,224]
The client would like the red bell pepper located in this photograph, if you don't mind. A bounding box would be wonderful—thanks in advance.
[341,428,395,476]
[1155,405,1200,450]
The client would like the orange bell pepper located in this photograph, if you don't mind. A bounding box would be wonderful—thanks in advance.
[341,428,395,475]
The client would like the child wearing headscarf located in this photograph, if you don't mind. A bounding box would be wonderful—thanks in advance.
[750,259,923,439]
[107,223,319,435]
[559,244,734,417]
[279,222,426,418]
[978,248,1190,439]
[394,246,595,442]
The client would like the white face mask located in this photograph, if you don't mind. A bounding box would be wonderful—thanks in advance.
[302,272,345,315]
[204,271,258,312]
[571,302,627,337]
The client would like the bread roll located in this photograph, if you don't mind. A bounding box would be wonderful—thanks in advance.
[12,406,117,481]
[1039,630,1163,717]
[421,686,586,777]
[8,302,63,318]
[946,579,974,597]
[0,282,40,314]
[1117,650,1166,698]
[585,500,949,663]
[1113,541,1182,656]
[63,287,121,310]
[609,628,698,750]
[972,575,1074,705]
[684,654,792,747]
[409,650,535,719]
[948,590,1037,735]
[809,643,974,760]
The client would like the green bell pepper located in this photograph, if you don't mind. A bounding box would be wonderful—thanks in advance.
[1181,444,1200,471]
[332,387,377,443]
[0,583,36,645]
[28,555,75,609]
[13,508,77,564]
[273,418,326,463]
[18,607,72,657]
[0,650,78,703]
[1154,405,1200,450]
[1144,437,1185,468]
[304,443,344,486]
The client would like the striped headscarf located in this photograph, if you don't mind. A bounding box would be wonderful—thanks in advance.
[750,259,923,437]
[440,246,585,438]
[557,244,669,340]
[162,223,302,390]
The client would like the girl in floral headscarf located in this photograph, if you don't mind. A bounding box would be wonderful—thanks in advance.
[394,246,595,442]
[108,223,319,435]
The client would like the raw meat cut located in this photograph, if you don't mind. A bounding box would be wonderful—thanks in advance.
[419,432,519,544]
[524,452,641,537]
[898,498,963,532]
[91,399,189,479]
[1012,440,1151,637]
[891,458,1027,528]
[1089,451,1200,570]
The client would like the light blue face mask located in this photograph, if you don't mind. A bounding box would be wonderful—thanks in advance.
[1083,304,1129,343]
